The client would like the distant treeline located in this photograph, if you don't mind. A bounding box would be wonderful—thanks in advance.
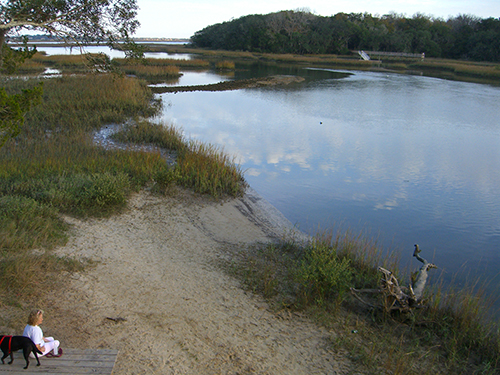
[191,11,500,62]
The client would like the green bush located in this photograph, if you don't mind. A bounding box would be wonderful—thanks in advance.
[296,242,353,306]
[68,172,131,215]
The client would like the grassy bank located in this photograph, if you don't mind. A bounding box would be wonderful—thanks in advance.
[14,52,209,82]
[0,71,246,312]
[110,121,246,198]
[226,231,500,374]
[143,44,500,84]
[2,50,499,373]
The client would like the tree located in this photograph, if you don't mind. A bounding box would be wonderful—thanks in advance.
[0,0,139,53]
[0,0,140,147]
[0,83,42,147]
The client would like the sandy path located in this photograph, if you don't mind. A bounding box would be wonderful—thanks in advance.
[46,188,347,374]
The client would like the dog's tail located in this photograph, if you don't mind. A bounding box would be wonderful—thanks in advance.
[34,345,43,355]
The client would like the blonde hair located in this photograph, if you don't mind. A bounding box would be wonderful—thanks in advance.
[27,309,43,326]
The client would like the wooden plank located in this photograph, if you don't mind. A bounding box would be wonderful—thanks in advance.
[0,349,118,374]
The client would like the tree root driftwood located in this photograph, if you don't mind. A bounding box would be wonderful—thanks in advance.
[351,244,437,313]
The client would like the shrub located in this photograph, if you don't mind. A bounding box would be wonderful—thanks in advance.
[68,172,131,215]
[296,242,353,306]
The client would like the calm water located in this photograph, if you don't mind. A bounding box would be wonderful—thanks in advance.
[37,45,192,60]
[34,46,500,297]
[155,67,500,293]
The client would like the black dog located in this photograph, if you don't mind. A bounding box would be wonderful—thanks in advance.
[0,335,42,369]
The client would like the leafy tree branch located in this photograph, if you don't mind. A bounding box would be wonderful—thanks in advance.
[0,0,140,147]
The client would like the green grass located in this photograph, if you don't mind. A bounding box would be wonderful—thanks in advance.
[0,195,68,252]
[224,230,500,374]
[409,60,500,81]
[117,64,181,82]
[2,74,158,134]
[111,121,247,198]
[0,71,246,311]
[215,60,236,70]
[3,48,499,372]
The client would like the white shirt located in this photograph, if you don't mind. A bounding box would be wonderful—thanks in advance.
[23,324,44,347]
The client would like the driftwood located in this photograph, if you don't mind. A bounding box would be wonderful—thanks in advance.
[351,244,437,313]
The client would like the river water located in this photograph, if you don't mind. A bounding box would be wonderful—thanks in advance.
[38,46,500,299]
[155,66,500,296]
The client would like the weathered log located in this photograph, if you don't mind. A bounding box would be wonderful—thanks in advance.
[411,244,437,301]
[351,244,437,313]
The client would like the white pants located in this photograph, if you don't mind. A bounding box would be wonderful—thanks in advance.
[30,337,60,358]
[41,337,60,356]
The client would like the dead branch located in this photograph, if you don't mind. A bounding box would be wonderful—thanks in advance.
[351,244,437,313]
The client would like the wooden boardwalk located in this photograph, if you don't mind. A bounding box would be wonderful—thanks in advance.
[0,349,118,374]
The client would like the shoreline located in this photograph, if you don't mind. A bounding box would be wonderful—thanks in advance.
[44,187,343,374]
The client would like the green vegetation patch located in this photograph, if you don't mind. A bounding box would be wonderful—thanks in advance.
[0,195,68,253]
[111,121,247,198]
[225,230,500,374]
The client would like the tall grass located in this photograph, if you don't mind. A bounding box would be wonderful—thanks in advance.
[176,140,246,198]
[0,133,167,216]
[0,195,68,252]
[215,60,236,70]
[13,59,46,75]
[419,278,500,370]
[224,229,500,373]
[111,121,247,198]
[118,64,180,82]
[19,74,158,133]
[113,57,210,68]
[110,119,186,151]
[408,60,500,81]
[29,52,96,73]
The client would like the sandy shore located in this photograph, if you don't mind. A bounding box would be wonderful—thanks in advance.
[42,187,348,374]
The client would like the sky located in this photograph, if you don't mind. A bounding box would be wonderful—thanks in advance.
[135,0,500,38]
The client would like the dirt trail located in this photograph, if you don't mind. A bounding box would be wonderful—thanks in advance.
[45,189,347,374]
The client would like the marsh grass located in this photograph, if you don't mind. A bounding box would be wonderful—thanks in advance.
[110,119,186,151]
[142,45,500,83]
[111,121,247,198]
[14,59,46,74]
[215,60,236,70]
[25,74,157,132]
[0,133,166,216]
[118,64,180,82]
[175,140,246,198]
[0,194,89,306]
[28,52,95,73]
[0,72,166,309]
[0,195,68,252]
[224,229,500,374]
[113,57,210,68]
[110,57,209,83]
[409,60,500,81]
[0,250,90,307]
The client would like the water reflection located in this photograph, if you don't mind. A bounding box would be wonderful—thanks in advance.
[37,45,193,60]
[156,68,500,292]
